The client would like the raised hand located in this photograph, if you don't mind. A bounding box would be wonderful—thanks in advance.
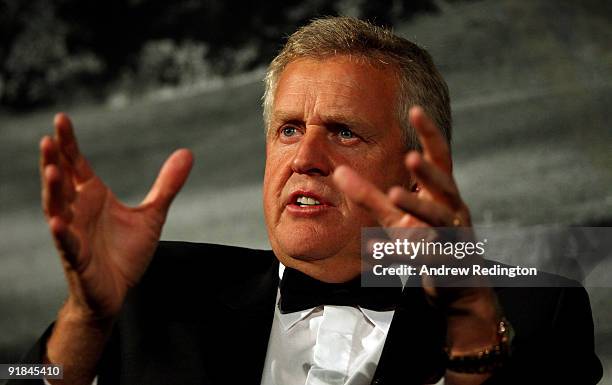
[333,106,470,234]
[40,113,193,319]
[332,105,497,303]
[333,106,500,370]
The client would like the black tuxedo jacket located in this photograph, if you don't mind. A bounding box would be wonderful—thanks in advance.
[13,241,602,385]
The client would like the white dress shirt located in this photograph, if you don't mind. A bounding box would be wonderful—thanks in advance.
[261,264,444,385]
[260,264,395,385]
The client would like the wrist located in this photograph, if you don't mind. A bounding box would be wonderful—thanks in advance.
[46,297,115,363]
[445,288,500,354]
[441,288,513,375]
[61,295,117,327]
[45,298,115,385]
[445,317,513,375]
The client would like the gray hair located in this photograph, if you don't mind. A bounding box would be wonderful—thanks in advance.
[262,16,451,150]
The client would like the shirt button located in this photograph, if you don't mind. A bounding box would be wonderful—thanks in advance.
[372,378,383,385]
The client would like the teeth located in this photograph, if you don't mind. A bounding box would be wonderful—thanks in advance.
[296,196,321,206]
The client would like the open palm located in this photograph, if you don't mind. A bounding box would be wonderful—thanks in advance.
[41,113,193,318]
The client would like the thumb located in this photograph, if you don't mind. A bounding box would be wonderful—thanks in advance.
[142,149,194,215]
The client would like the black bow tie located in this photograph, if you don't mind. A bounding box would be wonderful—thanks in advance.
[279,267,403,314]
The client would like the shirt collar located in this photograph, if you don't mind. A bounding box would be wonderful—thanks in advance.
[277,263,316,330]
[277,263,394,333]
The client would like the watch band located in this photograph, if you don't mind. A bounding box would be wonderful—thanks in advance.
[445,318,513,373]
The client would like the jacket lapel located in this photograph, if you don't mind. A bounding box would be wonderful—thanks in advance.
[372,287,447,385]
[213,252,280,384]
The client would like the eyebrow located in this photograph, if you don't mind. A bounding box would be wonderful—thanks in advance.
[271,110,375,132]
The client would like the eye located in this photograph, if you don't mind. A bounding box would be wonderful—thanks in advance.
[281,126,298,137]
[338,128,355,139]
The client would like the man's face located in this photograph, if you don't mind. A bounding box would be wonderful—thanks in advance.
[263,56,411,278]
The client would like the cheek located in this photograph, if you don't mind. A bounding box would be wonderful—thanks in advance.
[262,167,278,217]
[262,149,291,218]
[370,149,411,189]
[346,201,381,228]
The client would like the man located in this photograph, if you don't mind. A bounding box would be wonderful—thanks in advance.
[12,17,601,385]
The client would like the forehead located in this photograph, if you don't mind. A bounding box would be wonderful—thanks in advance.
[272,56,399,126]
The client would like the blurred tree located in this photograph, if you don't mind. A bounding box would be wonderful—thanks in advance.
[1,0,104,108]
[0,0,439,109]
[1,1,67,106]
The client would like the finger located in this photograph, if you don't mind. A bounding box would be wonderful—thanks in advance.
[43,164,73,222]
[54,112,94,183]
[49,216,82,270]
[333,165,404,227]
[40,137,76,215]
[406,152,463,210]
[388,186,454,226]
[43,164,63,217]
[409,106,451,174]
[142,149,194,214]
[59,154,77,204]
[40,136,58,199]
[40,136,59,170]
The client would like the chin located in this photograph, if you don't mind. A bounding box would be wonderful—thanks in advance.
[280,237,343,262]
[271,224,344,261]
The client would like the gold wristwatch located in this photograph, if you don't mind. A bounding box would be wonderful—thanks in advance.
[446,318,514,373]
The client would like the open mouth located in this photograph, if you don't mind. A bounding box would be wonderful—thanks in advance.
[295,195,322,207]
[286,191,330,217]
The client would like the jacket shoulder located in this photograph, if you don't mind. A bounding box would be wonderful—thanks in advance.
[126,241,278,314]
[145,241,276,285]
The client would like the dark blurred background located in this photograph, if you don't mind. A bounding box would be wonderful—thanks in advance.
[1,0,611,383]
[0,0,438,109]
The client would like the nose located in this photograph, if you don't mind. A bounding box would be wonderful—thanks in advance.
[291,128,332,176]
